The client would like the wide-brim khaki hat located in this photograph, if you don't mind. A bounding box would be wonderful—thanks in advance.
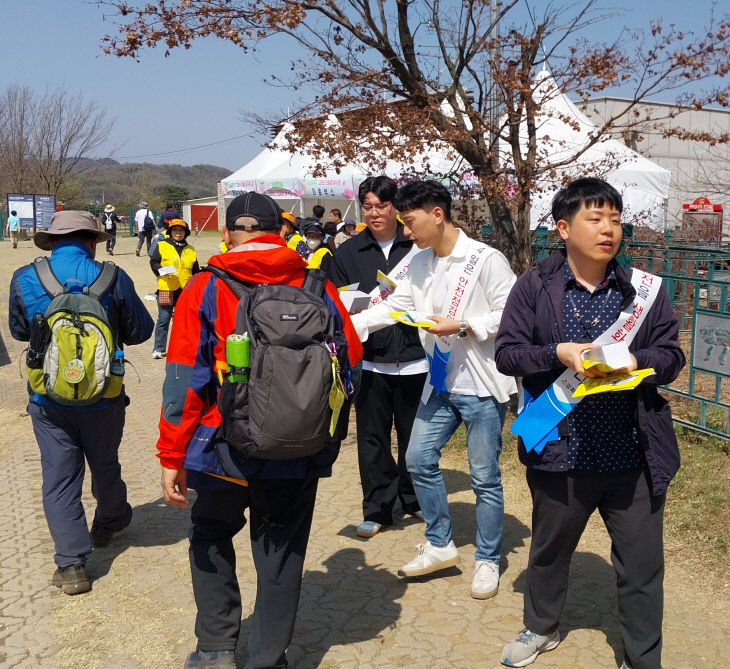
[34,210,112,251]
[104,204,115,213]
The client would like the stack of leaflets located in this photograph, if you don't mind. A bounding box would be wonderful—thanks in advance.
[575,342,654,397]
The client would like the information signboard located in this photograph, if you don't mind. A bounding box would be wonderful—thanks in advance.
[34,195,55,230]
[7,195,35,229]
[6,194,56,230]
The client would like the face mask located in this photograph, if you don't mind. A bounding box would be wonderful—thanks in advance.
[306,238,320,250]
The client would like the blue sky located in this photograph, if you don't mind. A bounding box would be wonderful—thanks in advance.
[1,1,724,172]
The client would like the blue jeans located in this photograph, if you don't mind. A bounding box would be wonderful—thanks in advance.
[405,391,506,562]
[154,302,174,353]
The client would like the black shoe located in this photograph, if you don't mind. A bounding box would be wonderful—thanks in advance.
[51,564,90,595]
[91,513,132,548]
[184,650,236,668]
[135,249,140,256]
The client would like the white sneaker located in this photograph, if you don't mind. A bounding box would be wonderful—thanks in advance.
[397,540,459,578]
[501,628,560,667]
[471,560,499,599]
[152,350,163,359]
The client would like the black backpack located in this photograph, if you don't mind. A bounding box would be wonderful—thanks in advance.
[207,266,350,466]
[143,210,155,232]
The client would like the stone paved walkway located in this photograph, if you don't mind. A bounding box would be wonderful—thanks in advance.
[0,234,727,668]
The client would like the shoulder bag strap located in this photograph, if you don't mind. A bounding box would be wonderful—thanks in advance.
[32,257,65,298]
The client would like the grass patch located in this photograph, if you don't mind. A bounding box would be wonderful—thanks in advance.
[442,413,730,572]
[665,427,730,568]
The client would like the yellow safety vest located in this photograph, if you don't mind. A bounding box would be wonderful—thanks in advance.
[157,240,197,291]
[307,246,332,269]
[286,234,307,257]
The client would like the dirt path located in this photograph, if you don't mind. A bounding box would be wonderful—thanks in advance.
[0,234,727,668]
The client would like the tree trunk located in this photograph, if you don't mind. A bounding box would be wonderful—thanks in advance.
[487,195,533,275]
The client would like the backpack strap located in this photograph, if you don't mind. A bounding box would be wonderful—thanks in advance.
[301,267,327,298]
[205,265,252,301]
[87,262,118,300]
[32,257,65,298]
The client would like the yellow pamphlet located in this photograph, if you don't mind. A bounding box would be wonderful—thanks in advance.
[389,311,436,328]
[573,368,656,397]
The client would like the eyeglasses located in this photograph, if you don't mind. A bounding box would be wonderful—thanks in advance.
[361,202,392,213]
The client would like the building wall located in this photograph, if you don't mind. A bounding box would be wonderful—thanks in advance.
[580,98,730,228]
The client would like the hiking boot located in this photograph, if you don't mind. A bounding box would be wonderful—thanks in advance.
[501,628,561,667]
[184,649,236,668]
[471,560,499,599]
[108,249,114,256]
[152,350,164,359]
[397,540,459,577]
[356,520,382,538]
[91,514,131,548]
[51,564,90,595]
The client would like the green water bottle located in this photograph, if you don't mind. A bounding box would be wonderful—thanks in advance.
[226,334,250,382]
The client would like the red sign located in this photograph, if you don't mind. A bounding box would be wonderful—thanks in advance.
[682,197,723,212]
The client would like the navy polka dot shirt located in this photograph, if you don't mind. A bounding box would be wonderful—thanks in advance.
[546,264,643,472]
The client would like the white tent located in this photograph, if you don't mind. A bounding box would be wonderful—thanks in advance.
[222,71,670,229]
[220,115,477,219]
[514,69,671,229]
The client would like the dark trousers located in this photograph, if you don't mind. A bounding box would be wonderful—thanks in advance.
[28,396,132,568]
[355,370,426,525]
[106,236,116,252]
[189,476,318,669]
[524,468,665,669]
[136,229,152,252]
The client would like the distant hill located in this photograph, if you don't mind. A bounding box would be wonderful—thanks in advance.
[76,160,231,206]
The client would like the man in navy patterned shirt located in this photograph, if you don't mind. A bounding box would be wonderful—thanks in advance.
[495,178,685,669]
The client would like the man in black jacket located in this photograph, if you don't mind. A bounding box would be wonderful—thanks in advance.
[495,178,685,669]
[331,176,426,537]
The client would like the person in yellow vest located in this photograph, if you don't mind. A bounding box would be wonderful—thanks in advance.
[149,218,200,359]
[280,211,308,259]
[301,218,332,271]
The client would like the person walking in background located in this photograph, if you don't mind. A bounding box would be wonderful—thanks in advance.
[5,209,20,248]
[158,202,180,229]
[331,176,428,540]
[101,204,120,255]
[135,201,155,256]
[301,218,333,271]
[495,178,685,669]
[149,218,199,359]
[351,180,516,599]
[334,218,356,248]
[156,192,361,669]
[312,204,325,222]
[8,210,153,595]
[324,208,342,252]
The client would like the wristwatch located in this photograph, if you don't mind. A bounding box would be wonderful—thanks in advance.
[457,319,468,338]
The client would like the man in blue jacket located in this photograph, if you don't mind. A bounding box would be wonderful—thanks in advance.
[495,178,685,669]
[8,211,154,595]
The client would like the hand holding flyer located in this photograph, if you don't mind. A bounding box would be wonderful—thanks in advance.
[389,311,437,328]
[576,342,654,396]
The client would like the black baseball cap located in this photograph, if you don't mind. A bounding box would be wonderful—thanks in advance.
[225,192,283,231]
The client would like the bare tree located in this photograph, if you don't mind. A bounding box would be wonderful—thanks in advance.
[0,85,37,196]
[0,85,115,206]
[99,0,730,271]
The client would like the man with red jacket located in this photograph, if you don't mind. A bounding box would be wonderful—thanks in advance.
[157,192,362,669]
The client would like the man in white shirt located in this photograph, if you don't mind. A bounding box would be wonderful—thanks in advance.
[351,180,516,599]
[134,201,154,256]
